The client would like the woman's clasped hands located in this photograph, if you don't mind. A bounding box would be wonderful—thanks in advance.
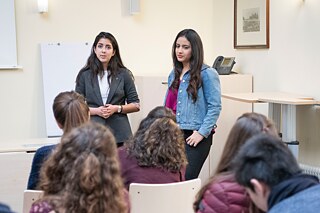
[97,104,118,119]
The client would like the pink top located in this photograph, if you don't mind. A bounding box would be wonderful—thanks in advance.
[165,82,179,114]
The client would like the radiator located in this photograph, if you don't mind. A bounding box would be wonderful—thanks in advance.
[300,163,320,179]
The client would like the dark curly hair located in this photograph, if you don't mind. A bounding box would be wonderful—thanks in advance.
[125,106,187,172]
[39,122,127,213]
[135,106,177,131]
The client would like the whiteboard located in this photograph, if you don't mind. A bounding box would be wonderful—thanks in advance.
[40,43,91,137]
[0,0,18,68]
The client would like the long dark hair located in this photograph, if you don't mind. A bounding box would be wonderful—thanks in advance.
[193,112,278,211]
[171,29,204,102]
[76,32,127,84]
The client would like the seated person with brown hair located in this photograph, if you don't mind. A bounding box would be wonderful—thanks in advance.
[118,106,188,189]
[194,112,278,213]
[27,91,89,189]
[30,122,129,213]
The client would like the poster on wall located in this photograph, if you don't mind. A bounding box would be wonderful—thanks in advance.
[234,0,269,49]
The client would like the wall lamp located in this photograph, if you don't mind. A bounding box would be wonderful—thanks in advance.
[130,0,140,15]
[38,0,48,13]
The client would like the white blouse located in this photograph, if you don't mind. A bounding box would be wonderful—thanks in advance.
[98,71,110,104]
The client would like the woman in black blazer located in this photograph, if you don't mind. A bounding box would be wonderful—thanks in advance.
[76,32,140,146]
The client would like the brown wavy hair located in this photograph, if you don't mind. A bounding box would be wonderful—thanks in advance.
[194,112,278,211]
[39,122,127,213]
[125,106,187,172]
[52,91,89,134]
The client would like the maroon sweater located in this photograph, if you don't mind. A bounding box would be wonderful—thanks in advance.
[118,147,186,190]
[30,190,130,213]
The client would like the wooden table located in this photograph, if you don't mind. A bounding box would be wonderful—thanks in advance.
[0,137,60,153]
[222,92,319,158]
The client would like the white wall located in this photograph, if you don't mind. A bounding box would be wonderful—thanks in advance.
[212,0,320,166]
[1,0,319,165]
[0,0,215,141]
[213,0,320,98]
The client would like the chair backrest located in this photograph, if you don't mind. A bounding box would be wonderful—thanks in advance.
[129,178,201,213]
[22,190,44,213]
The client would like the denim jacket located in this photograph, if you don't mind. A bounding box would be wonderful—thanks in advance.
[165,64,221,138]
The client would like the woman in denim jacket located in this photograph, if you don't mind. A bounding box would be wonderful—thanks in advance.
[165,29,221,180]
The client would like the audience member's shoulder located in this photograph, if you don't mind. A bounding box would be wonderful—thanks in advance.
[0,202,15,213]
[207,174,245,195]
[117,146,138,167]
[270,184,320,213]
[37,144,56,153]
[199,174,249,213]
[117,146,130,159]
[35,145,56,158]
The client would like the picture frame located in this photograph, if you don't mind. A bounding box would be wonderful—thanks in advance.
[234,0,269,49]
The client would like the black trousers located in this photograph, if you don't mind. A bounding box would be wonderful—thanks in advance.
[117,142,124,148]
[183,130,213,180]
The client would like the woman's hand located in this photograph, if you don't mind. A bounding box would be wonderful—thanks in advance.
[104,104,118,117]
[186,131,204,147]
[92,105,121,119]
[91,106,109,119]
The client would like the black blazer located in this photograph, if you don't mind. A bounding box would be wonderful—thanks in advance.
[75,68,140,143]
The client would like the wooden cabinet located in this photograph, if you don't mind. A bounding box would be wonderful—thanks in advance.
[209,74,253,177]
[128,76,168,132]
[0,152,34,212]
[0,138,59,212]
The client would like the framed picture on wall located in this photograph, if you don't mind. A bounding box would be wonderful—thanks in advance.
[234,0,269,49]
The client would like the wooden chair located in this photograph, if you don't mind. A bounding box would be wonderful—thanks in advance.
[129,178,201,213]
[22,190,43,213]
